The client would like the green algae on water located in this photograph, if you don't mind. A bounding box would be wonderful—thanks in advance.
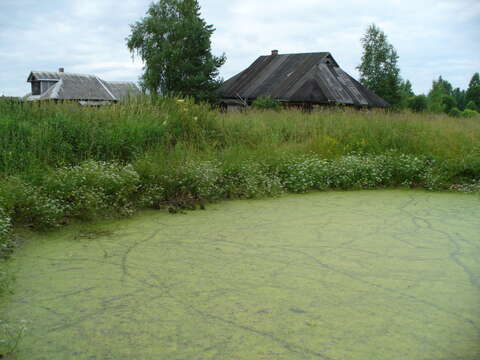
[2,190,480,359]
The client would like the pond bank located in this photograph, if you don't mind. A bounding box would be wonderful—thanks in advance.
[2,190,480,359]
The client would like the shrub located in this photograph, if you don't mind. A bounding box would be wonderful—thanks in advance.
[461,109,479,118]
[161,98,221,146]
[450,181,480,193]
[441,95,457,113]
[161,160,222,207]
[42,160,140,219]
[251,96,281,111]
[277,156,331,192]
[219,162,283,198]
[466,100,478,111]
[448,107,462,117]
[276,153,435,192]
[328,155,391,189]
[0,177,63,229]
[408,95,428,112]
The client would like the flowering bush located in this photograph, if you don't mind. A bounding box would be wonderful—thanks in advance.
[160,160,223,207]
[275,152,438,192]
[220,162,283,198]
[42,160,140,219]
[0,153,474,235]
[450,181,480,193]
[0,177,63,229]
[277,156,330,192]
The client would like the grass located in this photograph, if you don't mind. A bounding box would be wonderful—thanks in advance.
[1,97,480,176]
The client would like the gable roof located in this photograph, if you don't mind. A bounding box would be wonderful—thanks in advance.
[26,71,140,102]
[220,52,389,108]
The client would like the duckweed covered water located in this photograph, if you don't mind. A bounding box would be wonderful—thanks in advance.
[2,190,480,359]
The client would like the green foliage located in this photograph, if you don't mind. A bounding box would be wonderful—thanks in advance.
[219,161,283,199]
[126,0,225,102]
[0,177,63,229]
[427,76,453,113]
[399,80,414,109]
[448,107,462,117]
[466,100,478,111]
[357,24,402,107]
[452,88,467,111]
[461,109,479,118]
[0,97,220,175]
[466,72,480,109]
[441,94,457,113]
[277,153,436,192]
[251,96,281,110]
[408,95,427,112]
[42,161,140,219]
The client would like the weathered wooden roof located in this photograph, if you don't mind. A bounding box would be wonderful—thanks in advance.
[220,52,389,107]
[26,71,140,102]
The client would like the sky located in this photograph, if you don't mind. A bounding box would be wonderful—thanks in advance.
[0,0,479,97]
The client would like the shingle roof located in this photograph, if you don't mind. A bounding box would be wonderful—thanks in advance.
[220,52,389,108]
[26,71,140,102]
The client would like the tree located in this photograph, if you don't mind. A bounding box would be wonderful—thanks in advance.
[399,79,414,109]
[408,95,427,112]
[427,76,453,113]
[466,100,478,111]
[126,0,226,102]
[441,95,457,113]
[452,88,466,111]
[357,24,402,107]
[466,73,480,109]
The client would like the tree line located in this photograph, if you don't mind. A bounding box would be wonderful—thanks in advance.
[358,24,479,116]
[126,0,479,116]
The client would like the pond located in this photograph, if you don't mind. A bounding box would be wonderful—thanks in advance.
[2,190,480,359]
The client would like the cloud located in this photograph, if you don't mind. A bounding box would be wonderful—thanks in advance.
[1,0,479,96]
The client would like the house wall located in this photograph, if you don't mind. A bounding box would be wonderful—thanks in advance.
[41,81,56,94]
[227,104,244,112]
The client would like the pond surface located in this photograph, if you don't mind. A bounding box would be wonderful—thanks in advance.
[2,190,480,359]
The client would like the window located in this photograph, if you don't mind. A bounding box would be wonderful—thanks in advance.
[32,81,41,95]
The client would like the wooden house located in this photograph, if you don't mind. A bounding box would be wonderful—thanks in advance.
[25,68,140,105]
[219,51,389,110]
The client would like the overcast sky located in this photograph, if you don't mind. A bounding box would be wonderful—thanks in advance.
[1,0,479,96]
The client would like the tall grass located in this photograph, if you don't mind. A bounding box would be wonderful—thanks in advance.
[2,97,480,178]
